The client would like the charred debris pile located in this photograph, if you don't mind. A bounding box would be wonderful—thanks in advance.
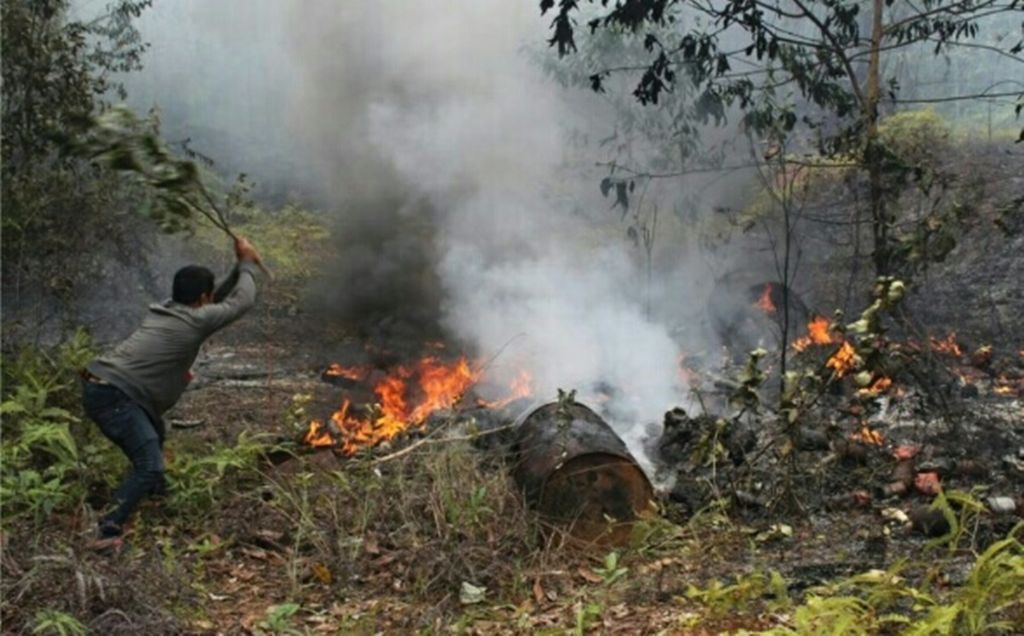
[294,276,1022,545]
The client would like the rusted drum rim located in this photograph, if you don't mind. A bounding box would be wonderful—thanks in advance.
[512,400,656,546]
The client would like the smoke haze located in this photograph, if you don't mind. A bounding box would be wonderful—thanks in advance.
[283,1,691,441]
[80,0,1024,457]
[119,1,713,453]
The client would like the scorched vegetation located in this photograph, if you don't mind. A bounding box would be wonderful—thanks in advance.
[3,0,1023,634]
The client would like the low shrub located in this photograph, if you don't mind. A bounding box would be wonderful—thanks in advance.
[0,329,123,526]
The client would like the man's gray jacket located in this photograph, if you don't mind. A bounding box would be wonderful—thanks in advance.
[87,262,260,439]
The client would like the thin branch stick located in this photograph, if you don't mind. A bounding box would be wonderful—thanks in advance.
[890,89,1023,104]
[181,194,230,234]
[473,332,526,376]
[183,191,275,281]
[372,423,517,465]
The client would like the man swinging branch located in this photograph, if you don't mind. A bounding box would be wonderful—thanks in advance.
[81,237,264,552]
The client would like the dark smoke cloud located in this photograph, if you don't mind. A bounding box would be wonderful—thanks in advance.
[280,1,697,460]
[121,1,719,464]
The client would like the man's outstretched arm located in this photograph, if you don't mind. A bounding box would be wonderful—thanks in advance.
[212,266,241,303]
[195,238,264,334]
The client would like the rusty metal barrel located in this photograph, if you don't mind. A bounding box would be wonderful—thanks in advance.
[512,400,655,545]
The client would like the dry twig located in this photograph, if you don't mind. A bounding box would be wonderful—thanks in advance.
[372,423,517,465]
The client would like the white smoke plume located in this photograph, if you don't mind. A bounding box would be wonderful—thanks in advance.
[123,0,698,452]
[283,1,690,445]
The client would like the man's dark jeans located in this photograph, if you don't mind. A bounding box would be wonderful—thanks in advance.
[82,382,165,536]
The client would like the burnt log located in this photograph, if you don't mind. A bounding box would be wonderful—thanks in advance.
[512,400,654,545]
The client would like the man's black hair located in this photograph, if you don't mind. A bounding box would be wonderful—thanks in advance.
[172,265,216,304]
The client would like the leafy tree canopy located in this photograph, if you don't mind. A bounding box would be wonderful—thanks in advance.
[539,0,1024,152]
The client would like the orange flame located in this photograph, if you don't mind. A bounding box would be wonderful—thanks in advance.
[323,363,367,381]
[793,315,834,352]
[307,356,535,455]
[929,332,963,357]
[408,357,476,422]
[304,419,335,447]
[850,425,884,445]
[478,370,533,409]
[755,284,776,313]
[827,341,857,377]
[856,376,893,397]
[993,375,1019,397]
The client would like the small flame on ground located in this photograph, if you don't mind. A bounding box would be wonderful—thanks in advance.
[929,332,963,357]
[309,356,534,454]
[477,370,533,409]
[856,376,893,397]
[755,284,776,313]
[993,375,1019,397]
[827,341,858,377]
[792,316,834,352]
[323,363,367,381]
[850,425,884,445]
[408,357,475,422]
[305,399,349,448]
[304,421,333,447]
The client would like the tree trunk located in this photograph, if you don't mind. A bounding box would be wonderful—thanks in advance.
[866,0,888,275]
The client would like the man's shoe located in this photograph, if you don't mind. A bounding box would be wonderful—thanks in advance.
[149,476,169,501]
[98,520,123,538]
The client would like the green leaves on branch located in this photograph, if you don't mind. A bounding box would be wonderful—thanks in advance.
[166,431,275,518]
[764,523,1024,635]
[846,277,904,337]
[730,348,768,411]
[58,106,226,235]
[30,609,88,636]
[781,278,905,427]
[594,550,629,586]
[1,330,99,524]
[692,524,1024,634]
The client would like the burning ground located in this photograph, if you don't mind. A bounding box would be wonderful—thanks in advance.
[4,124,1024,636]
[3,295,1022,633]
[3,0,1024,633]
